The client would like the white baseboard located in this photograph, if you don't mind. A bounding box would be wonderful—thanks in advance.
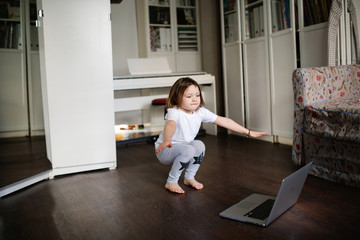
[51,162,117,177]
[274,136,293,145]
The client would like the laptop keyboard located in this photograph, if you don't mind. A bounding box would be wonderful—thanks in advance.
[244,199,275,220]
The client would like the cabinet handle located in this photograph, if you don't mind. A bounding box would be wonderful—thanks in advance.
[38,9,44,17]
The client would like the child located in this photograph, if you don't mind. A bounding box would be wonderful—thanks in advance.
[155,77,268,194]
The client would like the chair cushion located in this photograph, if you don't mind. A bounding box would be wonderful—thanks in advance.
[151,98,167,105]
[304,95,360,142]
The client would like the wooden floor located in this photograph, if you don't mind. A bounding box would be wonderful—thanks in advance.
[0,136,51,188]
[0,134,359,239]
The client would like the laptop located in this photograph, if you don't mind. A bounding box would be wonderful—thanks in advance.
[219,162,312,226]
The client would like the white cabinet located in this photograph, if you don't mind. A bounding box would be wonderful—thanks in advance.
[298,0,358,66]
[37,0,116,175]
[267,0,297,139]
[0,0,43,138]
[220,0,297,142]
[220,0,359,143]
[241,0,271,136]
[136,0,201,72]
[26,0,43,136]
[220,0,245,128]
[298,0,332,68]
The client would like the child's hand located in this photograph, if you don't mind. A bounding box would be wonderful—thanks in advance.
[156,140,173,153]
[249,130,268,138]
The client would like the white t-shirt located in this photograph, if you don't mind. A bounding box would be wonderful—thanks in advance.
[155,107,218,149]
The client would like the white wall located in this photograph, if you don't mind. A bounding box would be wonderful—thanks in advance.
[199,0,224,117]
[111,0,139,76]
[111,0,142,125]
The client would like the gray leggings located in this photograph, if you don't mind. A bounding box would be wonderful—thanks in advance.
[156,140,205,183]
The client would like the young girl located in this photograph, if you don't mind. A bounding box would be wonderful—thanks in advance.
[155,77,267,194]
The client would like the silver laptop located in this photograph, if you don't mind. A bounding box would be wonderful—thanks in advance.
[219,162,312,226]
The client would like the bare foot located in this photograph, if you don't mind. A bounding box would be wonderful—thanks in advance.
[165,182,185,194]
[184,179,203,190]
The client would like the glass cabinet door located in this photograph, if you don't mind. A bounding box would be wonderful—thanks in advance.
[148,0,171,52]
[270,0,291,33]
[244,0,264,39]
[0,0,22,49]
[302,0,332,27]
[176,0,197,51]
[29,0,38,50]
[223,0,238,43]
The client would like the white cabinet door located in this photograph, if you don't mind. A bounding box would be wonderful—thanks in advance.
[241,0,271,134]
[0,0,28,137]
[269,32,296,138]
[243,39,271,133]
[298,0,331,68]
[268,0,297,138]
[0,52,28,136]
[299,23,328,68]
[37,0,116,174]
[220,0,245,130]
[27,51,44,135]
[223,43,244,127]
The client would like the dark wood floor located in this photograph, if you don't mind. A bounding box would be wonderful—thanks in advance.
[1,134,359,240]
[0,136,51,188]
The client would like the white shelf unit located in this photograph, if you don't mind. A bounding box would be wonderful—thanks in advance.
[298,0,332,68]
[241,0,272,140]
[267,0,297,139]
[136,0,201,72]
[220,0,297,143]
[220,0,358,143]
[0,0,43,138]
[220,0,245,130]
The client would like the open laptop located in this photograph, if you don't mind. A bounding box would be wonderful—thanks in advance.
[219,162,312,226]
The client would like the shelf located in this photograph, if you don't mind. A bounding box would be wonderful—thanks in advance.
[149,4,170,7]
[270,0,291,33]
[0,18,20,22]
[302,0,331,27]
[0,48,22,53]
[149,26,172,52]
[0,21,22,49]
[148,0,170,7]
[115,126,161,145]
[177,24,197,51]
[224,9,236,15]
[244,0,264,39]
[176,0,196,7]
[245,0,263,8]
[177,6,196,9]
[149,5,171,25]
[176,7,196,25]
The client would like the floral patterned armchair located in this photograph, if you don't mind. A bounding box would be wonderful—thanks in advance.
[292,65,360,187]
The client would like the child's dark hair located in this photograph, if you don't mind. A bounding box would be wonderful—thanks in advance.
[166,77,204,110]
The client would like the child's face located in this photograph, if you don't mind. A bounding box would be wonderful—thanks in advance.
[180,85,201,114]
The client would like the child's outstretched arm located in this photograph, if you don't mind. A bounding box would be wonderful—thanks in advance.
[156,120,176,153]
[214,116,268,137]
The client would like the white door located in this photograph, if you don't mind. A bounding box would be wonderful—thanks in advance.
[224,43,245,127]
[220,0,245,130]
[268,0,297,139]
[37,0,116,176]
[241,0,272,134]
